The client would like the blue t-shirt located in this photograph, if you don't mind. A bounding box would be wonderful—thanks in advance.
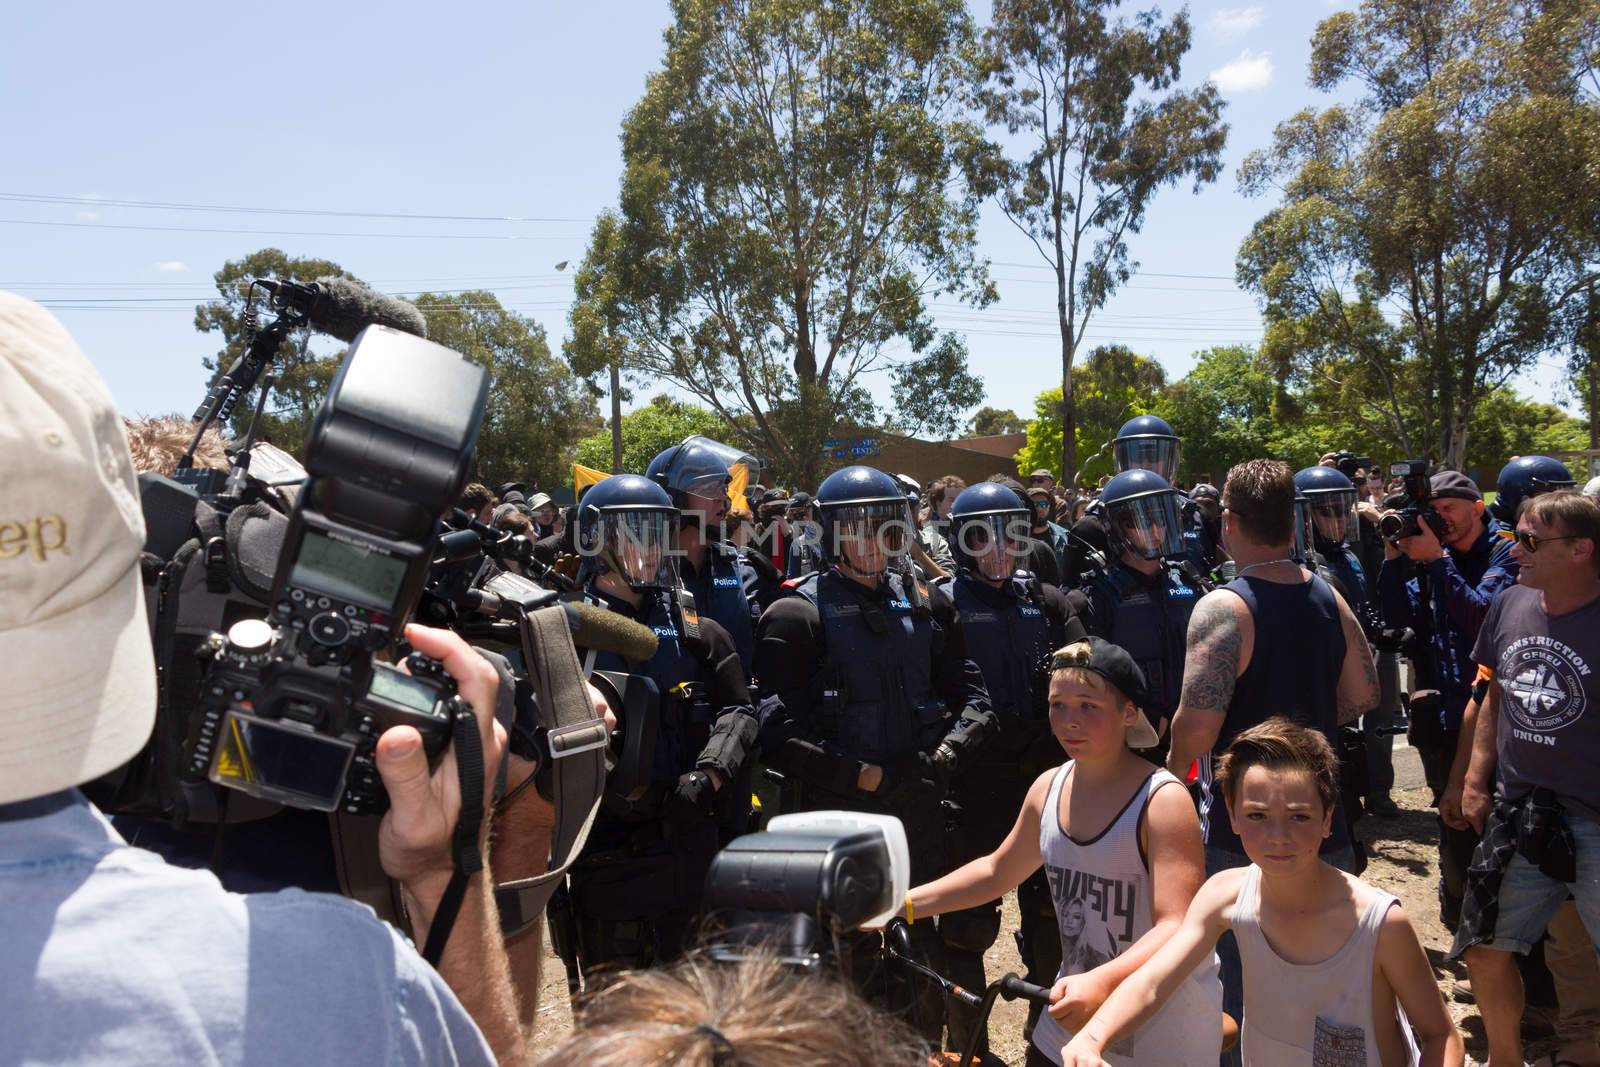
[0,792,493,1066]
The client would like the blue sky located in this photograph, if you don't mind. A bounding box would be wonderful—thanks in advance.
[1,0,1571,429]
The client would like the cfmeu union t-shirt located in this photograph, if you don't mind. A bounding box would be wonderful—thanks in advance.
[1473,584,1600,823]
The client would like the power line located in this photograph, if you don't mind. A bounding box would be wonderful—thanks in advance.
[0,191,593,225]
[0,219,570,241]
[990,259,1236,281]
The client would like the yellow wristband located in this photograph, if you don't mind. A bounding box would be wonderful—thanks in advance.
[904,893,915,924]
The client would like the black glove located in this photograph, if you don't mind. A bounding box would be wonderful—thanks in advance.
[665,770,717,829]
[883,752,949,803]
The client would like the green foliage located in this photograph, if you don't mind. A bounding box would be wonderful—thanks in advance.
[409,291,600,490]
[1464,388,1590,480]
[888,335,986,440]
[1014,345,1165,482]
[566,0,997,485]
[1154,346,1278,481]
[1237,0,1600,469]
[965,405,1027,436]
[573,397,738,478]
[193,249,358,455]
[977,0,1227,477]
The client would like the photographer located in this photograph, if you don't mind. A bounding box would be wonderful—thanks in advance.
[1378,469,1517,934]
[0,294,518,1065]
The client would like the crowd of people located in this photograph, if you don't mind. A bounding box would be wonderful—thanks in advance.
[6,290,1600,1067]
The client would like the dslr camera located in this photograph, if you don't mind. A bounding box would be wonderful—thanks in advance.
[1329,450,1372,480]
[181,325,489,815]
[1378,459,1449,543]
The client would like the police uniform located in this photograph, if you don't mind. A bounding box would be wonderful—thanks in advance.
[1084,557,1206,747]
[755,565,994,1038]
[1179,495,1221,571]
[936,571,1086,1050]
[566,584,758,982]
[676,540,771,677]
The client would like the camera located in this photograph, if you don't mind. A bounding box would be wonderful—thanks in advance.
[701,811,909,968]
[1378,459,1449,542]
[180,324,489,814]
[1329,451,1372,480]
[186,620,462,813]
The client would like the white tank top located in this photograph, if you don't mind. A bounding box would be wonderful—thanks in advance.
[1031,764,1222,1066]
[1234,864,1420,1066]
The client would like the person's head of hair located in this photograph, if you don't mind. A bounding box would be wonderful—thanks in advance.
[495,508,533,536]
[537,950,929,1067]
[1521,489,1600,576]
[988,474,1028,498]
[928,474,966,511]
[460,482,495,514]
[1214,717,1339,816]
[1221,459,1296,547]
[124,414,229,476]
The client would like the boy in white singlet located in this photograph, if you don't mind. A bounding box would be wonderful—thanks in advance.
[1060,718,1462,1067]
[907,638,1221,1066]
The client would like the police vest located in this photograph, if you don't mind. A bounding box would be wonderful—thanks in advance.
[944,573,1055,724]
[791,569,948,765]
[1087,559,1203,720]
[589,588,715,792]
[679,542,758,675]
[1317,542,1367,608]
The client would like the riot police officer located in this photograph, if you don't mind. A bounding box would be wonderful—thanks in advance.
[1490,454,1577,526]
[1294,466,1367,607]
[1083,469,1206,749]
[563,474,759,984]
[754,464,994,1039]
[645,437,774,676]
[936,483,1087,1051]
[1112,414,1218,569]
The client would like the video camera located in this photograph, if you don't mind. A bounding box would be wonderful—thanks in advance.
[1329,451,1373,480]
[181,324,490,814]
[1378,459,1449,543]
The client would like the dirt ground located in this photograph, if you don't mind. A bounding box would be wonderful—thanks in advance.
[529,756,1575,1064]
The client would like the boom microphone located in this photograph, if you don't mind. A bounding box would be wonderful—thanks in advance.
[563,601,660,663]
[259,277,428,342]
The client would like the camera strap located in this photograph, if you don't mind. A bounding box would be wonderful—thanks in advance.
[493,604,608,939]
[420,698,486,968]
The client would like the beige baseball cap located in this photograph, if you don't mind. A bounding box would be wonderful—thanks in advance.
[0,293,155,804]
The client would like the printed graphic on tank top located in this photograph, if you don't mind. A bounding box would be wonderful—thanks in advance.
[1031,764,1222,1067]
[1232,865,1419,1067]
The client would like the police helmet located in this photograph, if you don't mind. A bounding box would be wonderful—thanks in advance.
[1100,469,1184,561]
[1294,466,1359,548]
[577,474,678,590]
[1112,415,1180,482]
[1491,455,1576,525]
[947,482,1031,580]
[814,465,911,575]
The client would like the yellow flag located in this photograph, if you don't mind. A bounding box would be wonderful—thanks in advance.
[574,464,609,497]
[728,462,750,514]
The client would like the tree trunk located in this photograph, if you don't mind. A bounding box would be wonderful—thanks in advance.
[1061,333,1077,485]
[1588,358,1599,451]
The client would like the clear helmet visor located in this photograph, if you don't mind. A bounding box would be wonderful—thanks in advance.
[582,510,676,589]
[1307,490,1357,547]
[1107,493,1184,560]
[1113,437,1180,482]
[1291,498,1312,564]
[829,501,912,576]
[954,514,1032,581]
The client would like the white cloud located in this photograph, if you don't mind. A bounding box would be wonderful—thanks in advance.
[1211,49,1275,93]
[1208,6,1263,37]
[154,260,188,273]
[76,210,99,221]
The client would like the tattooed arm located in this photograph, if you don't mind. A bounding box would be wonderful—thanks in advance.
[1334,590,1380,725]
[1165,590,1249,778]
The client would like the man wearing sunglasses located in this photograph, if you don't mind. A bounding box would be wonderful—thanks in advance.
[1453,491,1600,1067]
[1378,469,1519,937]
[1025,485,1070,586]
